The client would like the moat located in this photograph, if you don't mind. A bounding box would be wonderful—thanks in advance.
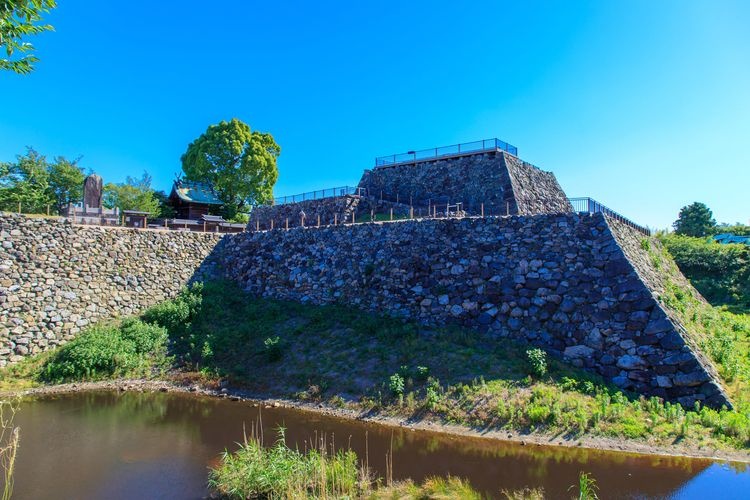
[12,391,750,499]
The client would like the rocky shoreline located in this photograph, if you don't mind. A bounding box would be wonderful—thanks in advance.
[9,378,750,464]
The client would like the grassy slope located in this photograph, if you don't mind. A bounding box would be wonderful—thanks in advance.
[4,280,750,454]
[639,238,750,405]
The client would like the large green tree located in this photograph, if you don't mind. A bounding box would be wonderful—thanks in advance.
[673,202,717,237]
[0,147,53,212]
[1,0,56,74]
[48,156,84,212]
[0,148,85,214]
[103,172,160,215]
[181,118,280,220]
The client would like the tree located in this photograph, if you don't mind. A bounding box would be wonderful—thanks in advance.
[181,118,280,220]
[103,172,160,214]
[47,156,84,212]
[1,0,56,74]
[673,202,716,237]
[0,147,53,212]
[153,189,175,218]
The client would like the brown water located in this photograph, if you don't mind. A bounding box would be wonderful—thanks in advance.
[11,391,750,499]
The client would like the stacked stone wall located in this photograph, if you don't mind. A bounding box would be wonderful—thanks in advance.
[0,212,729,408]
[0,214,223,365]
[221,213,729,408]
[248,196,359,230]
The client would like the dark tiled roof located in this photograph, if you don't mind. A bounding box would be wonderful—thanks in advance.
[170,180,223,206]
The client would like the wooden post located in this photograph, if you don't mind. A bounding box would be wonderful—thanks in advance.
[410,206,413,219]
[256,219,260,232]
[390,208,393,221]
[144,215,148,229]
[271,219,274,230]
[481,203,484,217]
[203,221,206,232]
[285,218,289,230]
[334,213,338,226]
[17,201,21,214]
[46,205,50,216]
[301,215,304,228]
[433,205,437,218]
[317,214,320,228]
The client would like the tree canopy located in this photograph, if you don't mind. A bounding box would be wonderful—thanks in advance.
[0,147,83,213]
[673,202,716,237]
[103,172,160,215]
[181,118,280,220]
[1,0,56,74]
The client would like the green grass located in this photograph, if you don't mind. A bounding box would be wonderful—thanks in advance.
[644,237,750,404]
[208,425,487,499]
[3,280,750,452]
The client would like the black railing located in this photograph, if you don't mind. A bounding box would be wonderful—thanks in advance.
[272,186,364,206]
[375,138,518,167]
[568,197,651,236]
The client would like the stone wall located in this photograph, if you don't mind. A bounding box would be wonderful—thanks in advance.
[247,196,359,230]
[357,151,572,216]
[0,214,223,366]
[0,212,729,408]
[220,213,729,408]
[504,154,574,215]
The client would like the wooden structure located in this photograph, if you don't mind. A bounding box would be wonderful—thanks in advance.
[123,210,150,228]
[168,180,223,220]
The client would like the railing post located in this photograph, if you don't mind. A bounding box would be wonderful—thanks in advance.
[481,203,484,217]
[285,218,289,230]
[390,208,393,221]
[271,219,274,230]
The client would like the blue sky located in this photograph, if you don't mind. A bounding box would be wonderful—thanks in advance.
[1,0,748,229]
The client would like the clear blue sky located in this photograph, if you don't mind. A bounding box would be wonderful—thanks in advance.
[1,0,748,230]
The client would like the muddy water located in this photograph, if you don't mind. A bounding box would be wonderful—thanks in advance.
[11,391,750,499]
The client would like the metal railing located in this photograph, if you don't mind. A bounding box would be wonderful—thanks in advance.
[375,138,518,167]
[568,197,651,236]
[271,186,363,206]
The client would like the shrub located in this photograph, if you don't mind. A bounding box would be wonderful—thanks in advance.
[415,365,430,381]
[42,325,140,382]
[388,373,405,396]
[526,348,548,378]
[142,283,203,334]
[263,336,283,362]
[118,318,167,354]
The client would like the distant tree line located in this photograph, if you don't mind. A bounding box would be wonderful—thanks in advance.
[664,201,750,313]
[1,117,280,222]
[0,148,173,217]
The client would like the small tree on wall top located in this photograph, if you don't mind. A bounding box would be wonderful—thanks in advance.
[673,202,717,237]
[180,119,280,221]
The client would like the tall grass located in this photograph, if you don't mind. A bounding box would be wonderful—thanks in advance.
[0,400,20,500]
[208,426,368,499]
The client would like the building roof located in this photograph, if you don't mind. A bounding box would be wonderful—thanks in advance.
[169,180,223,206]
[714,233,750,245]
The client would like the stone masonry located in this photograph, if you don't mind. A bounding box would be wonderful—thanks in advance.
[357,151,572,215]
[221,213,730,409]
[0,214,223,366]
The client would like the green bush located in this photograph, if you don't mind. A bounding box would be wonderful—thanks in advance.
[388,373,405,396]
[119,318,167,354]
[526,348,548,378]
[42,318,169,382]
[142,283,203,334]
[263,336,283,362]
[43,325,140,382]
[660,234,750,311]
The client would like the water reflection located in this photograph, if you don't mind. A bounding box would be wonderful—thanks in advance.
[11,391,750,499]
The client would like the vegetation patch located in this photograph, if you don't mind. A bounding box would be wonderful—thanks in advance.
[3,280,750,453]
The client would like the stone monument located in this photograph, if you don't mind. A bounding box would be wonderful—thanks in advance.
[83,174,103,210]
